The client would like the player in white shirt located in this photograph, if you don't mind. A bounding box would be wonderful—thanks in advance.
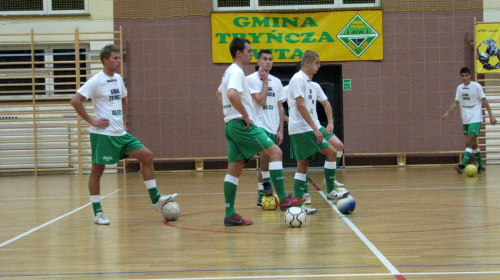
[246,50,287,207]
[288,51,349,206]
[442,67,497,174]
[216,38,305,226]
[71,44,177,225]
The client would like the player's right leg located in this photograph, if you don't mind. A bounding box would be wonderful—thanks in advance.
[88,133,121,225]
[223,160,252,226]
[89,164,109,225]
[456,125,480,174]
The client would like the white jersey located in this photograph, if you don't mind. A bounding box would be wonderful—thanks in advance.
[77,71,128,136]
[218,63,255,123]
[455,81,485,124]
[310,81,328,129]
[246,71,286,134]
[287,70,324,135]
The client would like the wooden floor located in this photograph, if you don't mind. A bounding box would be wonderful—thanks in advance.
[2,166,500,279]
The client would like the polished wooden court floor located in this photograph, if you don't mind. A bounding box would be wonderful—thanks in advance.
[2,165,500,279]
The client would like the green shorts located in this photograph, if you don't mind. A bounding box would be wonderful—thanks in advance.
[225,119,275,163]
[90,133,145,165]
[319,126,335,141]
[463,122,481,136]
[290,130,330,161]
[264,130,277,143]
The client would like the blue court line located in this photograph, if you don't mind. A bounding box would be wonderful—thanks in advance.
[0,265,382,278]
[399,263,500,267]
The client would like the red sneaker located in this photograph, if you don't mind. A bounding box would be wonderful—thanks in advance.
[224,214,253,226]
[279,195,306,211]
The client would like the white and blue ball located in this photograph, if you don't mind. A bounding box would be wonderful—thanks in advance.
[336,195,356,214]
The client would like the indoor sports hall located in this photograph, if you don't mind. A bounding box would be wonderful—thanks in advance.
[1,1,500,279]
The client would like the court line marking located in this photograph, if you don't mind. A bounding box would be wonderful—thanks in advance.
[309,178,405,280]
[127,270,500,280]
[4,268,500,279]
[0,189,120,248]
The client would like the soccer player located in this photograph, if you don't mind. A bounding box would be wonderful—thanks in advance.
[442,67,497,174]
[70,44,177,225]
[287,50,349,209]
[216,38,305,226]
[246,50,287,207]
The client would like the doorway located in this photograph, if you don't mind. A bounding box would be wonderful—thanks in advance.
[269,64,343,167]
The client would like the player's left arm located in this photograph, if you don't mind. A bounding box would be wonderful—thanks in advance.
[320,100,334,134]
[216,91,222,104]
[482,97,497,125]
[276,100,285,145]
[122,96,128,131]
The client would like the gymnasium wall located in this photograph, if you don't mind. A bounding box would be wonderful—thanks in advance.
[116,8,482,157]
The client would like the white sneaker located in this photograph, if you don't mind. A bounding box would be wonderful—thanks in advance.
[153,193,178,211]
[94,212,110,225]
[301,205,317,214]
[326,188,349,200]
[323,178,345,187]
[303,193,311,205]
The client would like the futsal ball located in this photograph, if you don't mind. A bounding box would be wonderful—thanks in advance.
[261,193,279,210]
[161,202,181,221]
[284,206,306,228]
[464,164,478,177]
[336,195,356,214]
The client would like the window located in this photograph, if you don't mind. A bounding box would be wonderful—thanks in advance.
[0,50,45,96]
[213,0,379,11]
[0,47,87,98]
[0,0,88,15]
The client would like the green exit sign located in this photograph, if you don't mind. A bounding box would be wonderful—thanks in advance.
[343,79,351,90]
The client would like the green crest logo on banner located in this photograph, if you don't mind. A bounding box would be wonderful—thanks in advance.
[337,14,379,58]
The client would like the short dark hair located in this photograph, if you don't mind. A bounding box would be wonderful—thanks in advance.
[301,50,319,66]
[229,37,251,59]
[100,44,120,64]
[460,67,471,75]
[257,49,272,59]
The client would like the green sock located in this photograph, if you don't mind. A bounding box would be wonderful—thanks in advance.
[461,151,472,166]
[336,156,342,167]
[258,175,271,201]
[325,167,336,194]
[474,152,483,167]
[148,187,161,204]
[258,188,264,202]
[304,175,309,194]
[224,180,237,218]
[92,202,103,216]
[294,178,306,204]
[270,169,286,202]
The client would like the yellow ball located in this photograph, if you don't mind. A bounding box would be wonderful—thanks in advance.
[261,193,279,210]
[464,164,478,177]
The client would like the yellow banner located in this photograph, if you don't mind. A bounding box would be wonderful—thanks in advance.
[476,23,500,73]
[211,11,383,63]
